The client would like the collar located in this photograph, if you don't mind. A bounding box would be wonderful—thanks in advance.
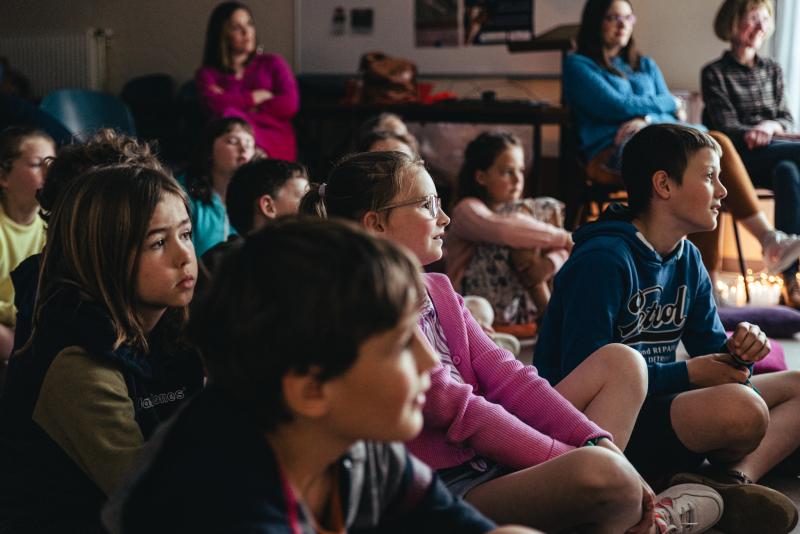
[723,49,764,69]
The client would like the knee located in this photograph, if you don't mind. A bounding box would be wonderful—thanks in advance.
[773,161,800,184]
[592,343,648,400]
[716,386,770,450]
[572,447,641,505]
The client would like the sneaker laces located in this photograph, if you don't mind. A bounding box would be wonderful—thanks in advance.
[655,497,698,533]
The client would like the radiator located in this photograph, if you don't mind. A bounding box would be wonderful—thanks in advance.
[0,28,110,98]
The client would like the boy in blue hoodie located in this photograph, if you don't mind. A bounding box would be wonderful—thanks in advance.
[536,124,800,534]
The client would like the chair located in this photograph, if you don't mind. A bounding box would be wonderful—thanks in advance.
[559,115,627,229]
[39,89,136,143]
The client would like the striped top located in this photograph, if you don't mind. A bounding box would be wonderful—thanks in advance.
[701,51,794,145]
[419,293,464,384]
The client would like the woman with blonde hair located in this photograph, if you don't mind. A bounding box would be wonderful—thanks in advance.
[702,0,800,303]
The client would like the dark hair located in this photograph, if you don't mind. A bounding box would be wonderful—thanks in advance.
[189,217,424,430]
[356,113,407,138]
[36,164,190,352]
[0,127,54,196]
[300,151,424,221]
[202,1,257,72]
[713,0,774,42]
[576,0,641,75]
[39,129,164,221]
[355,130,417,155]
[456,131,521,202]
[621,124,722,216]
[226,158,309,234]
[184,117,253,204]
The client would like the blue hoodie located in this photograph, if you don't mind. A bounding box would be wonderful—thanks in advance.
[535,204,728,396]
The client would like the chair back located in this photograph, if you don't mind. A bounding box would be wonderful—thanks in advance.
[40,89,136,142]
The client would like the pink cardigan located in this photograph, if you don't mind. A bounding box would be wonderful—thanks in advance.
[407,273,610,471]
[196,53,300,160]
[446,198,571,291]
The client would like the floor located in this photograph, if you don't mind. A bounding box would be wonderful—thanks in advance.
[751,335,800,533]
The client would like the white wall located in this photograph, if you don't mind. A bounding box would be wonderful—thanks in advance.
[0,0,294,93]
[0,0,746,94]
[634,0,728,91]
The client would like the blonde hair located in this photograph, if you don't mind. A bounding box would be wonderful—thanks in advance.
[714,0,774,42]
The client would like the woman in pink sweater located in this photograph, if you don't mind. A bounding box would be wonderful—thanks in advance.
[196,2,299,160]
[448,132,571,325]
[300,151,722,534]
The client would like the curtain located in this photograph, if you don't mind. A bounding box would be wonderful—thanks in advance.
[774,0,800,126]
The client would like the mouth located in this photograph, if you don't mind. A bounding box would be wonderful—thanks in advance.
[432,233,444,241]
[413,391,427,408]
[177,275,196,290]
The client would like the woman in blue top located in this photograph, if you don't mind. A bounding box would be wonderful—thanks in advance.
[565,0,800,282]
[179,117,256,256]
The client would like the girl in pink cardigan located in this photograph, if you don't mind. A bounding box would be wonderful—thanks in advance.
[196,2,299,160]
[448,132,571,325]
[300,151,722,534]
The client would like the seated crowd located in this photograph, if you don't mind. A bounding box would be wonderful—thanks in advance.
[1,0,800,533]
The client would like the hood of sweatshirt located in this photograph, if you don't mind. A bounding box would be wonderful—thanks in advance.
[572,203,685,267]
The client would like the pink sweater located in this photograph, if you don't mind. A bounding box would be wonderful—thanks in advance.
[446,197,571,291]
[196,53,300,160]
[407,273,610,471]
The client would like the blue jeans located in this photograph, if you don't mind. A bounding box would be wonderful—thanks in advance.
[740,140,800,275]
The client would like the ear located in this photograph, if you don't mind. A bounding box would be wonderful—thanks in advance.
[651,170,672,200]
[281,367,331,420]
[258,194,277,219]
[475,169,488,187]
[361,210,386,233]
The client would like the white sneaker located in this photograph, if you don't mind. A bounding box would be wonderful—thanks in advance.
[653,483,723,534]
[763,230,800,274]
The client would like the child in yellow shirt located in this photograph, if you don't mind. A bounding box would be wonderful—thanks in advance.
[0,127,55,365]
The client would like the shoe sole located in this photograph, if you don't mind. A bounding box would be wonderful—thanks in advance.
[668,473,799,534]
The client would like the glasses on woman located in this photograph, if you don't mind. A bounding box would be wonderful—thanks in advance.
[604,14,636,24]
[377,195,441,219]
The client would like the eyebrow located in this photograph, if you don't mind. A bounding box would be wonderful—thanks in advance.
[146,217,191,237]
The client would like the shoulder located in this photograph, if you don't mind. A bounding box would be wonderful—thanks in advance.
[638,55,662,73]
[423,273,459,303]
[41,346,128,396]
[452,197,487,216]
[565,53,600,73]
[562,237,633,281]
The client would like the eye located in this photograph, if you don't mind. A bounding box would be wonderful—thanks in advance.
[181,229,193,240]
[150,239,166,250]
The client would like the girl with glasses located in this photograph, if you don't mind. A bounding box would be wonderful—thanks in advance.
[300,150,721,534]
[449,132,571,328]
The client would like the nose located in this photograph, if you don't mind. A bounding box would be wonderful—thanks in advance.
[437,207,451,228]
[715,177,728,200]
[176,237,196,267]
[412,329,438,374]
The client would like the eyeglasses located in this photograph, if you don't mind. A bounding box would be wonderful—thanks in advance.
[743,13,771,28]
[377,194,441,219]
[604,14,636,24]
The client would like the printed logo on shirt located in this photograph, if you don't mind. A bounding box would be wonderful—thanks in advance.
[139,388,186,409]
[617,285,687,345]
